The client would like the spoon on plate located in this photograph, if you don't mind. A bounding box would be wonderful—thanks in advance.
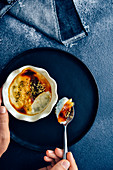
[55,97,75,159]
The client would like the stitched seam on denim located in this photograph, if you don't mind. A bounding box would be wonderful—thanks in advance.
[50,0,62,41]
[0,0,18,18]
[62,32,86,47]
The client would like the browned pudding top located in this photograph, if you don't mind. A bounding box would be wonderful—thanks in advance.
[58,99,74,123]
[8,68,52,115]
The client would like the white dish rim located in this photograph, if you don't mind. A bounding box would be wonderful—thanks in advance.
[2,65,58,122]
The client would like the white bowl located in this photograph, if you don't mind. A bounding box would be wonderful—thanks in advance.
[2,65,58,122]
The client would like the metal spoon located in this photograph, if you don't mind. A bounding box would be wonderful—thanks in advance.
[63,107,75,159]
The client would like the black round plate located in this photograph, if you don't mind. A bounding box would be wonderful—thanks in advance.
[0,48,99,152]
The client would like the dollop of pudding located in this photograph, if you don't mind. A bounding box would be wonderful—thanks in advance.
[55,97,74,124]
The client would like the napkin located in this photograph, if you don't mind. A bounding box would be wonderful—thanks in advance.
[0,0,88,47]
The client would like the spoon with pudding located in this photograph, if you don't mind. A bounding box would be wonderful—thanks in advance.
[55,97,75,159]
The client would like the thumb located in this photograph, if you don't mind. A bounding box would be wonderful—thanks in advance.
[51,160,70,170]
[0,106,10,157]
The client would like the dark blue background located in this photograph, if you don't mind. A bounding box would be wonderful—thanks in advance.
[0,0,113,169]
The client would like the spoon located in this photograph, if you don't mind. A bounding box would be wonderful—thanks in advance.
[55,97,75,159]
[63,107,75,159]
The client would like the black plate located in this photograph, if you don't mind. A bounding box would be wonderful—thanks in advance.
[0,48,99,152]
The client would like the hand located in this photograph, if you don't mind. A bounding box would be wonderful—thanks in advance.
[0,88,10,157]
[39,148,78,170]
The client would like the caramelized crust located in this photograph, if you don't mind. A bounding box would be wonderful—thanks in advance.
[58,99,74,123]
[8,68,52,115]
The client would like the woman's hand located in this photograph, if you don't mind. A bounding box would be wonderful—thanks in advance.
[0,88,10,157]
[39,148,78,170]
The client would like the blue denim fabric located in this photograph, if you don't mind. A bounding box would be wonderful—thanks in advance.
[0,0,113,169]
[0,0,17,18]
[0,0,87,46]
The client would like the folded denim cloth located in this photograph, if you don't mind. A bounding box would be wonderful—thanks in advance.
[0,0,88,46]
[0,0,17,18]
[1,0,16,4]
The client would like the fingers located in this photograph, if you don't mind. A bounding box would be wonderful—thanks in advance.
[44,148,62,164]
[46,150,58,160]
[55,148,63,158]
[43,149,78,170]
[0,106,10,157]
[0,88,2,105]
[0,107,9,123]
[45,148,63,160]
[44,156,53,162]
[51,159,70,170]
[44,148,63,169]
[67,152,78,170]
[44,156,55,168]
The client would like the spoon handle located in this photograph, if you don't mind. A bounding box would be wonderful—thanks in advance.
[63,125,68,159]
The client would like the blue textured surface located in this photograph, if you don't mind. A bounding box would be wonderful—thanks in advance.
[0,0,113,170]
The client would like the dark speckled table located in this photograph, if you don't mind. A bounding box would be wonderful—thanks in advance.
[0,1,113,170]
